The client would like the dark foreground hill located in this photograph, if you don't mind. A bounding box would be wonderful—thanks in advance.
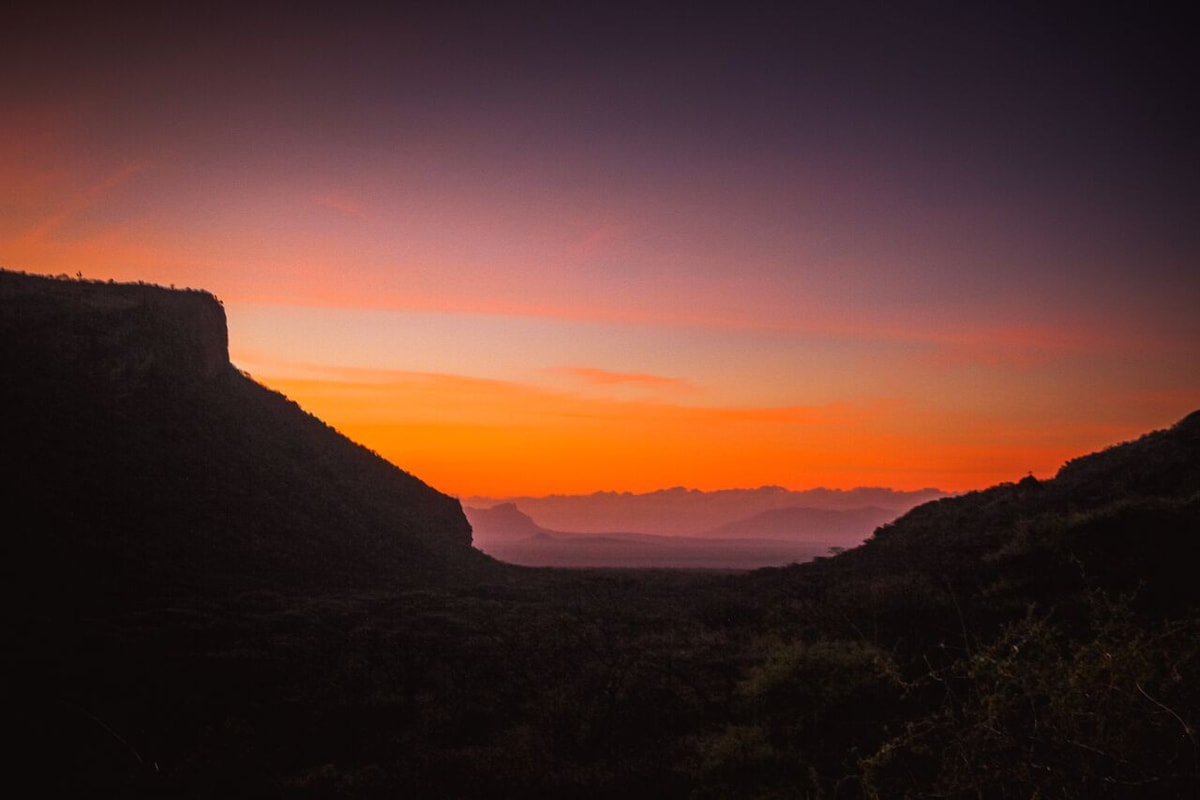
[0,270,492,610]
[2,271,1197,798]
[736,409,1200,797]
[777,408,1200,622]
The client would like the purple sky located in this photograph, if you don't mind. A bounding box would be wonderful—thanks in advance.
[3,2,1197,495]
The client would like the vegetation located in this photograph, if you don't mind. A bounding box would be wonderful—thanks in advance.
[3,270,1198,797]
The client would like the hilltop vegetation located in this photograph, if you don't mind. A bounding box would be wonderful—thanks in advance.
[3,271,1197,798]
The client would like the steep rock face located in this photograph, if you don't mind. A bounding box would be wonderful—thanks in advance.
[0,270,487,604]
[142,285,230,380]
[0,271,230,387]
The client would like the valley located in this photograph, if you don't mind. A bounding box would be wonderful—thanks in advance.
[4,271,1197,798]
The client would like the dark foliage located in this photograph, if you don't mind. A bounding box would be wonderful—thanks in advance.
[3,271,1197,797]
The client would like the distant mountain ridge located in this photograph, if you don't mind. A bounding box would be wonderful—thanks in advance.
[462,502,839,568]
[466,485,946,536]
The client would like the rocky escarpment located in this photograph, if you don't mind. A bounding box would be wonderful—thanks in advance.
[0,270,230,389]
[0,270,488,605]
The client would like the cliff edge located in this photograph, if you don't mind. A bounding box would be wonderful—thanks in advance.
[0,270,489,607]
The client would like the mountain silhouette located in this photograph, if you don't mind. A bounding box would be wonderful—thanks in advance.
[464,503,837,568]
[0,270,492,613]
[465,502,860,568]
[463,501,548,540]
[759,409,1200,627]
[467,485,946,535]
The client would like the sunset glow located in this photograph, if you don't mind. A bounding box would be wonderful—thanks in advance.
[3,4,1196,498]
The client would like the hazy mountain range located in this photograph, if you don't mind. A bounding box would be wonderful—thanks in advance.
[464,499,925,568]
[463,502,846,568]
[464,488,945,567]
[466,486,945,535]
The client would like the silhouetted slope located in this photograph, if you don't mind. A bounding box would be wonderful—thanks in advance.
[728,413,1200,799]
[877,412,1196,583]
[737,410,1200,692]
[768,411,1200,625]
[0,271,490,609]
[1054,409,1200,501]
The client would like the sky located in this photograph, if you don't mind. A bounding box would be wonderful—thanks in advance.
[2,2,1197,498]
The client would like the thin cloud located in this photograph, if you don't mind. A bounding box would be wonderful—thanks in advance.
[563,221,627,259]
[314,192,368,221]
[548,366,693,390]
[687,403,871,426]
[19,162,147,244]
[912,323,1131,369]
[246,361,872,430]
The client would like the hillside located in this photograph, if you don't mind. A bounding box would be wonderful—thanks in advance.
[785,409,1200,616]
[0,270,492,610]
[729,411,1200,797]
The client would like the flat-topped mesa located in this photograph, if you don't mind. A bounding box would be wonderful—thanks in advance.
[1,269,489,597]
[141,284,230,381]
[0,270,230,388]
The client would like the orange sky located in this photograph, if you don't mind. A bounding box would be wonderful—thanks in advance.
[2,4,1197,498]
